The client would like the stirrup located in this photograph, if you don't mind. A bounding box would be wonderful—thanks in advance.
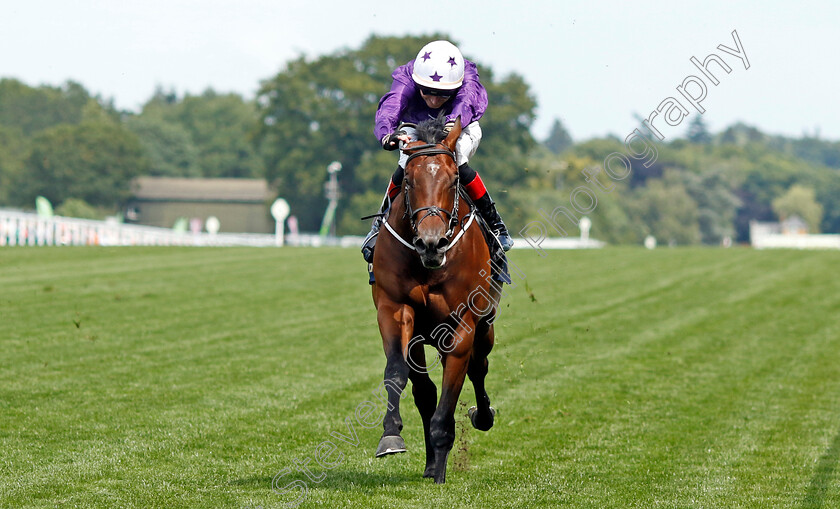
[361,229,379,263]
[361,216,383,263]
[495,229,514,252]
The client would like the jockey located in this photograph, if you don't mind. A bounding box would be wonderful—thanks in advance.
[361,39,514,263]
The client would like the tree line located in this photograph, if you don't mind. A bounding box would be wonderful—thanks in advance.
[1,34,838,243]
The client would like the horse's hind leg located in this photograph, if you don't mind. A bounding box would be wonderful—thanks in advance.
[406,342,438,477]
[467,323,496,431]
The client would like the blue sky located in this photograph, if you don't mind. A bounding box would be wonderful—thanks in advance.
[2,0,838,142]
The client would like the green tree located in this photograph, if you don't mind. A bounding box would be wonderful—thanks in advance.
[16,121,149,209]
[814,176,840,234]
[0,126,28,205]
[544,118,573,154]
[686,115,711,144]
[772,184,823,233]
[55,198,105,220]
[719,122,764,146]
[0,79,93,135]
[678,170,740,244]
[139,89,264,178]
[791,137,840,169]
[630,177,701,245]
[126,116,200,177]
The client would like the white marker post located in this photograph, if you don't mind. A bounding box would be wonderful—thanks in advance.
[319,161,342,239]
[205,216,220,235]
[271,198,291,247]
[579,216,591,244]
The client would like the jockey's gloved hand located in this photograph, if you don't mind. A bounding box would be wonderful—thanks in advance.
[443,121,455,133]
[381,133,402,151]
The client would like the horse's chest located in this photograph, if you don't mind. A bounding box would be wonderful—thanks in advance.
[407,286,451,317]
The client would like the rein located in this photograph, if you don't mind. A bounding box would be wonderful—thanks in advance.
[383,208,475,254]
[384,143,475,254]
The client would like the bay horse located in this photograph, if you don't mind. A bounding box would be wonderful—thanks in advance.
[370,116,501,484]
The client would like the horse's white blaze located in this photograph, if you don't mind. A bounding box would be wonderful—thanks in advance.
[427,163,440,177]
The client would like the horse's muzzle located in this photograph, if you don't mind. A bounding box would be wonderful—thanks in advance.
[413,236,449,269]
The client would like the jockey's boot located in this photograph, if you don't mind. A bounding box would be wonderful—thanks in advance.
[361,194,390,263]
[475,193,514,252]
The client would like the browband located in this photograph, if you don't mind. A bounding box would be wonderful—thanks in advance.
[403,144,456,166]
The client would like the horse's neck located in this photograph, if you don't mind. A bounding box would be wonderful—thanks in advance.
[387,191,412,236]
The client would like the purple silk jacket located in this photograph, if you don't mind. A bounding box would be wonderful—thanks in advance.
[374,59,488,140]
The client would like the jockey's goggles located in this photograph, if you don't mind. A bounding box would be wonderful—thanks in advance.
[418,85,458,97]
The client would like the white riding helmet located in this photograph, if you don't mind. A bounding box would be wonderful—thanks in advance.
[411,40,465,94]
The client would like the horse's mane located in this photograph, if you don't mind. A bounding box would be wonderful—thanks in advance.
[414,114,448,144]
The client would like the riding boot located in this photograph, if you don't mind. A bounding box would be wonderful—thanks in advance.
[474,194,514,252]
[363,166,404,267]
[361,194,390,264]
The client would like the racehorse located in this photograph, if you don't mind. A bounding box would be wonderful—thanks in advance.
[370,115,501,484]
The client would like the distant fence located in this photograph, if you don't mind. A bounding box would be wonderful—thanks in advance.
[752,233,840,250]
[749,220,840,250]
[1,209,606,250]
[0,210,361,248]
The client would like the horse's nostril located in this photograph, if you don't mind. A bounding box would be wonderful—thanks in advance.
[414,236,449,254]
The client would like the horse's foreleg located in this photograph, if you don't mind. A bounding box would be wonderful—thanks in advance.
[467,323,496,431]
[376,304,413,457]
[429,348,470,484]
[406,342,438,477]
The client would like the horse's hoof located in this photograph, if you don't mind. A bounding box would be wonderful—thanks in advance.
[422,466,435,478]
[468,406,496,431]
[375,435,407,457]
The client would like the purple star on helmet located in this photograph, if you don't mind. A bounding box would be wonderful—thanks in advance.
[421,51,432,62]
[429,72,443,82]
[448,57,457,67]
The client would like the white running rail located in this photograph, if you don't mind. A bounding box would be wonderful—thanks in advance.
[0,210,279,247]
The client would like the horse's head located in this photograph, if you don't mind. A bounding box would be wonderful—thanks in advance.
[402,116,463,269]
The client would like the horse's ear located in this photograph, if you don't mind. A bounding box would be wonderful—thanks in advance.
[443,116,462,153]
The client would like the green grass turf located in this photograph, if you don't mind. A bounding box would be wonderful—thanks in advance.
[1,246,839,508]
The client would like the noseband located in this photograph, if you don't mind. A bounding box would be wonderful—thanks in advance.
[402,143,460,239]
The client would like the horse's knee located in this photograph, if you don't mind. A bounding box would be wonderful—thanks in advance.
[384,372,407,393]
[384,355,409,389]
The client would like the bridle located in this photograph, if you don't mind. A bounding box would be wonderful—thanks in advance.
[402,143,460,239]
[380,141,477,257]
